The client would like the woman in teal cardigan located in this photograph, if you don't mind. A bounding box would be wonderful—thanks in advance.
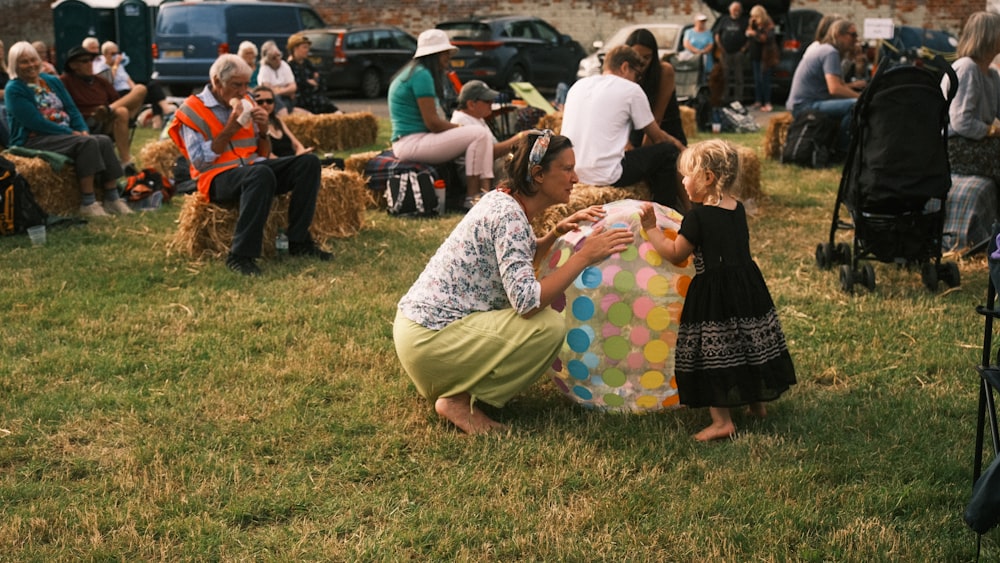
[5,41,129,217]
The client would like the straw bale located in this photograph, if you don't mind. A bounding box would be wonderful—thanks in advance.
[536,112,563,134]
[2,154,94,216]
[345,150,380,176]
[138,139,181,180]
[281,112,378,151]
[530,182,652,237]
[763,112,793,160]
[679,105,697,142]
[311,168,370,240]
[736,146,763,201]
[167,169,368,259]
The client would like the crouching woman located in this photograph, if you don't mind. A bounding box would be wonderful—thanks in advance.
[393,131,635,434]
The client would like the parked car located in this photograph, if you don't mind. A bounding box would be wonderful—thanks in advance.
[152,0,326,96]
[576,23,684,80]
[436,15,586,93]
[300,25,417,99]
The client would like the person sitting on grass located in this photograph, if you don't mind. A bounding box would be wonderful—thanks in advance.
[61,45,145,174]
[5,41,130,217]
[168,54,331,276]
[393,131,635,434]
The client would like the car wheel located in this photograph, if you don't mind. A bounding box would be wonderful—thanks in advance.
[360,69,381,99]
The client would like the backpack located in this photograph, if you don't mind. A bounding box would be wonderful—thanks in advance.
[719,101,760,134]
[124,168,176,206]
[0,155,47,235]
[385,169,439,217]
[781,111,839,168]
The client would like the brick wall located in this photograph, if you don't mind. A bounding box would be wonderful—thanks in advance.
[1,0,987,64]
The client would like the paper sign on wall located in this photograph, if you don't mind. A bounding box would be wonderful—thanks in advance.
[864,19,895,40]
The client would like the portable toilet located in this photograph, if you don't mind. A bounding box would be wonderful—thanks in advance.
[51,0,117,70]
[115,0,158,82]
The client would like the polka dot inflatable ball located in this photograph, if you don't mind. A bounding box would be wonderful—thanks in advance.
[540,199,695,412]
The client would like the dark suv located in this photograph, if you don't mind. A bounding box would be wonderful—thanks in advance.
[436,15,585,93]
[301,26,418,99]
[152,0,325,95]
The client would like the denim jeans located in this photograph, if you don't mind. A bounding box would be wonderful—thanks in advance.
[792,98,858,154]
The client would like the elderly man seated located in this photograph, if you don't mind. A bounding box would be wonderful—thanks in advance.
[168,53,332,276]
[60,45,145,171]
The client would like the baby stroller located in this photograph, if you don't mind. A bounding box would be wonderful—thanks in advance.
[815,56,961,293]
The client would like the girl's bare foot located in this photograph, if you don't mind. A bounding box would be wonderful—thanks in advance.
[435,394,506,434]
[694,422,736,442]
[745,402,767,418]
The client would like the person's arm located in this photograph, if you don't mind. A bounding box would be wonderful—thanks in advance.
[824,73,860,99]
[641,120,685,152]
[947,65,993,139]
[5,83,75,137]
[650,62,673,127]
[281,120,312,155]
[639,203,694,263]
[416,96,457,133]
[535,205,606,259]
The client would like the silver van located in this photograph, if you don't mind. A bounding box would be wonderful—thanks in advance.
[152,0,325,95]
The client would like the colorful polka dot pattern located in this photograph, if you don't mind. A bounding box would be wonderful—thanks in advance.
[541,200,694,412]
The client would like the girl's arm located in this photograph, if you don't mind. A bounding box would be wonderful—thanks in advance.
[416,96,458,133]
[639,203,694,263]
[651,62,674,126]
[281,120,312,155]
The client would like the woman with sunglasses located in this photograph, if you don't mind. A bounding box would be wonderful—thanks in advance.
[393,131,634,434]
[252,85,311,158]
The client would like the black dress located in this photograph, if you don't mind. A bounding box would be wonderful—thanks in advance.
[674,202,796,408]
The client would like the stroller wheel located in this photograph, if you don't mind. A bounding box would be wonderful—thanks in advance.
[941,262,961,288]
[862,263,876,291]
[816,243,833,270]
[839,264,855,293]
[836,243,852,265]
[921,262,938,291]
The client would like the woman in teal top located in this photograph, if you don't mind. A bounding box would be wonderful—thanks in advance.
[388,29,495,210]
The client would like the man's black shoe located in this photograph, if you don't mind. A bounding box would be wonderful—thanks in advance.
[226,254,262,276]
[289,240,333,261]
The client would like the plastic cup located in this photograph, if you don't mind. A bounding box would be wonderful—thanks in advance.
[711,122,722,134]
[27,225,46,246]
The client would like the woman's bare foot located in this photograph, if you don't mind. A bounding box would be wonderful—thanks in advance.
[694,422,736,442]
[435,394,506,434]
[745,402,767,418]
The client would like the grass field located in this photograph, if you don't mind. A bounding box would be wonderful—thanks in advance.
[0,123,997,561]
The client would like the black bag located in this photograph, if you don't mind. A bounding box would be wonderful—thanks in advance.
[385,170,439,217]
[124,168,175,204]
[0,155,47,235]
[966,450,1000,534]
[782,111,839,168]
[720,101,760,133]
[172,156,197,195]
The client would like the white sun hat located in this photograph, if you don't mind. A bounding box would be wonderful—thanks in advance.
[413,29,458,59]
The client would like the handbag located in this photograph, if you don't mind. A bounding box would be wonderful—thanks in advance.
[762,37,780,69]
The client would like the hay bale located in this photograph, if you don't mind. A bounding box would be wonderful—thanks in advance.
[763,112,793,160]
[4,154,86,216]
[138,139,181,180]
[736,146,763,201]
[679,105,697,142]
[345,150,380,176]
[311,169,370,240]
[281,112,378,151]
[167,170,368,259]
[531,182,652,237]
[536,112,563,135]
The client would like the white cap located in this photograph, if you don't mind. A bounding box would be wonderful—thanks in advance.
[695,13,708,21]
[414,29,458,59]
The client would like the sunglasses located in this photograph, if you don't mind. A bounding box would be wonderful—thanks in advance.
[255,98,275,105]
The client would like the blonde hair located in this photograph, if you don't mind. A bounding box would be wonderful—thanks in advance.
[749,5,773,27]
[956,11,1000,62]
[677,139,744,206]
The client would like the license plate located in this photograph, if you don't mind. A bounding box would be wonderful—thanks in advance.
[450,60,465,68]
[162,50,184,59]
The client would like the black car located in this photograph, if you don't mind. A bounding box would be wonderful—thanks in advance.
[301,25,418,99]
[436,15,586,93]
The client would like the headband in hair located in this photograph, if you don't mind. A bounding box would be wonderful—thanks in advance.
[526,129,554,183]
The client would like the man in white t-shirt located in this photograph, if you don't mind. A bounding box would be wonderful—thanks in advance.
[450,80,524,182]
[561,45,687,209]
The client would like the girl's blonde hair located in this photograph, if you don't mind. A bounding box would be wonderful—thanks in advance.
[956,11,1000,62]
[677,139,744,206]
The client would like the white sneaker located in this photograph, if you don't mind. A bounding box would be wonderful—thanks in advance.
[103,199,134,215]
[79,201,110,217]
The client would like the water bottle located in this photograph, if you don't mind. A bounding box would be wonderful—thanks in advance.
[433,179,446,215]
[276,229,289,257]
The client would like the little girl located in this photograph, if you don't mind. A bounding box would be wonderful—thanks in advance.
[639,139,796,441]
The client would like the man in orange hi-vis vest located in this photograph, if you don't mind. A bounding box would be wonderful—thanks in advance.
[169,54,331,276]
